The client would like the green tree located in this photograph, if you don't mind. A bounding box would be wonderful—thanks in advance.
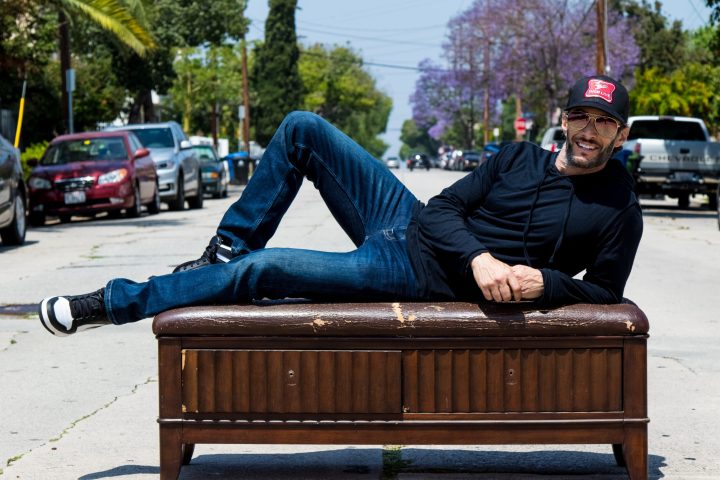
[169,45,243,139]
[0,3,58,144]
[299,44,391,158]
[105,0,249,123]
[631,65,720,134]
[251,0,302,146]
[615,0,687,74]
[0,1,154,139]
[65,54,126,132]
[55,0,155,131]
[399,118,439,160]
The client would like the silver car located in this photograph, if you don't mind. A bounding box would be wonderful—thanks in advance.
[105,122,202,210]
[0,133,26,245]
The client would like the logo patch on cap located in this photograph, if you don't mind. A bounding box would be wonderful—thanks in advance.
[584,79,615,103]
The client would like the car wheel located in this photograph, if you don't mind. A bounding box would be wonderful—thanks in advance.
[187,171,204,209]
[0,189,26,245]
[678,193,690,209]
[29,212,46,227]
[716,186,719,230]
[126,183,142,218]
[168,174,185,211]
[708,191,718,211]
[147,182,161,215]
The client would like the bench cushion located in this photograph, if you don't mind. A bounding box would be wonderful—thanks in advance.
[152,302,648,337]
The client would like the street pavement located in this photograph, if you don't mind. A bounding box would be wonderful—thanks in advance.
[0,166,719,479]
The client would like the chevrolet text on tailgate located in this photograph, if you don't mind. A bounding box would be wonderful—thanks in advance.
[624,115,720,210]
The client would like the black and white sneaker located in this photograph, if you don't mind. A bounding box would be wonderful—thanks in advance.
[39,288,110,336]
[172,235,234,273]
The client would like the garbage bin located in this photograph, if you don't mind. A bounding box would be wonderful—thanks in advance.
[235,158,249,185]
[225,152,250,185]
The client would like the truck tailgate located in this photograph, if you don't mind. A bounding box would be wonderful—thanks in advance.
[638,139,720,175]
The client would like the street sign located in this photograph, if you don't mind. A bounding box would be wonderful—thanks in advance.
[514,117,527,135]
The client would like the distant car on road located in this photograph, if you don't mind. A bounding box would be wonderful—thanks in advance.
[407,153,431,171]
[457,150,483,170]
[0,132,27,245]
[105,121,202,211]
[27,131,160,225]
[383,156,400,169]
[194,144,229,198]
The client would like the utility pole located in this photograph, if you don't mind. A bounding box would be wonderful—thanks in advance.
[59,10,71,133]
[596,0,607,75]
[241,40,252,175]
[482,37,490,145]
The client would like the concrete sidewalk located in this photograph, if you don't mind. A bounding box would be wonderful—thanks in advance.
[1,169,719,479]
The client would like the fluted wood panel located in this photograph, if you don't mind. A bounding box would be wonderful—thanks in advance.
[182,349,401,414]
[402,348,623,413]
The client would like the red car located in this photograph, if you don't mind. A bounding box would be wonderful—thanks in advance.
[27,131,160,225]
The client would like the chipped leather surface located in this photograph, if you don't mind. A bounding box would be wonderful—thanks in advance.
[153,301,649,337]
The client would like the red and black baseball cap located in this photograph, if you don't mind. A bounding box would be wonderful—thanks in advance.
[565,75,630,124]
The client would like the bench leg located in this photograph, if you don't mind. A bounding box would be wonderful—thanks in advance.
[160,425,183,480]
[621,427,648,480]
[182,443,195,465]
[612,443,626,467]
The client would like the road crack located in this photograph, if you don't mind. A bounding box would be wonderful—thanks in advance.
[1,377,156,475]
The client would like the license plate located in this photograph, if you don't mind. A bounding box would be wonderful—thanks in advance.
[673,172,695,182]
[64,191,86,204]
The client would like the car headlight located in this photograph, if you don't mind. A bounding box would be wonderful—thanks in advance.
[98,168,128,185]
[202,171,219,180]
[29,177,51,189]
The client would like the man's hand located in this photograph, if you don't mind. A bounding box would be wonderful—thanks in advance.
[470,252,521,302]
[510,264,544,299]
[470,253,545,302]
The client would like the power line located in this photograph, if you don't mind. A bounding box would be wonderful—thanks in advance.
[300,49,449,73]
[247,18,441,48]
[300,26,440,48]
[300,19,447,33]
[687,0,709,27]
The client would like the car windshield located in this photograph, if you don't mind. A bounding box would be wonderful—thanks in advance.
[129,128,175,148]
[193,146,217,165]
[40,138,128,165]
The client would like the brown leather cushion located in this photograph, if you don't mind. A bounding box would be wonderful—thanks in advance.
[152,301,648,337]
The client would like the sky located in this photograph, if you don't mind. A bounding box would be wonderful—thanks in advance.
[245,0,714,157]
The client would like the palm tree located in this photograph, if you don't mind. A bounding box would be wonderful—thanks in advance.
[55,0,155,131]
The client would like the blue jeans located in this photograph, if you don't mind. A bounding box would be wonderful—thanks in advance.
[105,112,424,324]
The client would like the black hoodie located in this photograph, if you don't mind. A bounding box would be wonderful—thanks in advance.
[405,141,643,307]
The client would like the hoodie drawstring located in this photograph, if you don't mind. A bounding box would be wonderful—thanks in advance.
[522,164,574,268]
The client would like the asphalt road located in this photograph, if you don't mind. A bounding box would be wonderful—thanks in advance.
[0,167,718,479]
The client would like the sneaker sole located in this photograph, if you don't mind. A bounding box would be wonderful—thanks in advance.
[38,298,69,337]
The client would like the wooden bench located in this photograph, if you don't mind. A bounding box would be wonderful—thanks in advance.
[153,301,649,479]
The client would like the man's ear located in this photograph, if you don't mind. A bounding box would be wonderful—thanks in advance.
[614,126,629,148]
[561,113,568,136]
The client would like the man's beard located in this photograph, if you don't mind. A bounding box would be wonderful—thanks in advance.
[565,133,618,170]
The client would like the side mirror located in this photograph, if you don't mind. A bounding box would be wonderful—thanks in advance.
[135,147,150,159]
[27,158,39,167]
[180,140,193,150]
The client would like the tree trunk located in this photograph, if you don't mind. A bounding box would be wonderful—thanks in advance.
[129,90,156,124]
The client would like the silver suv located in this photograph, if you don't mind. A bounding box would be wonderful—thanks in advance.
[105,122,202,210]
